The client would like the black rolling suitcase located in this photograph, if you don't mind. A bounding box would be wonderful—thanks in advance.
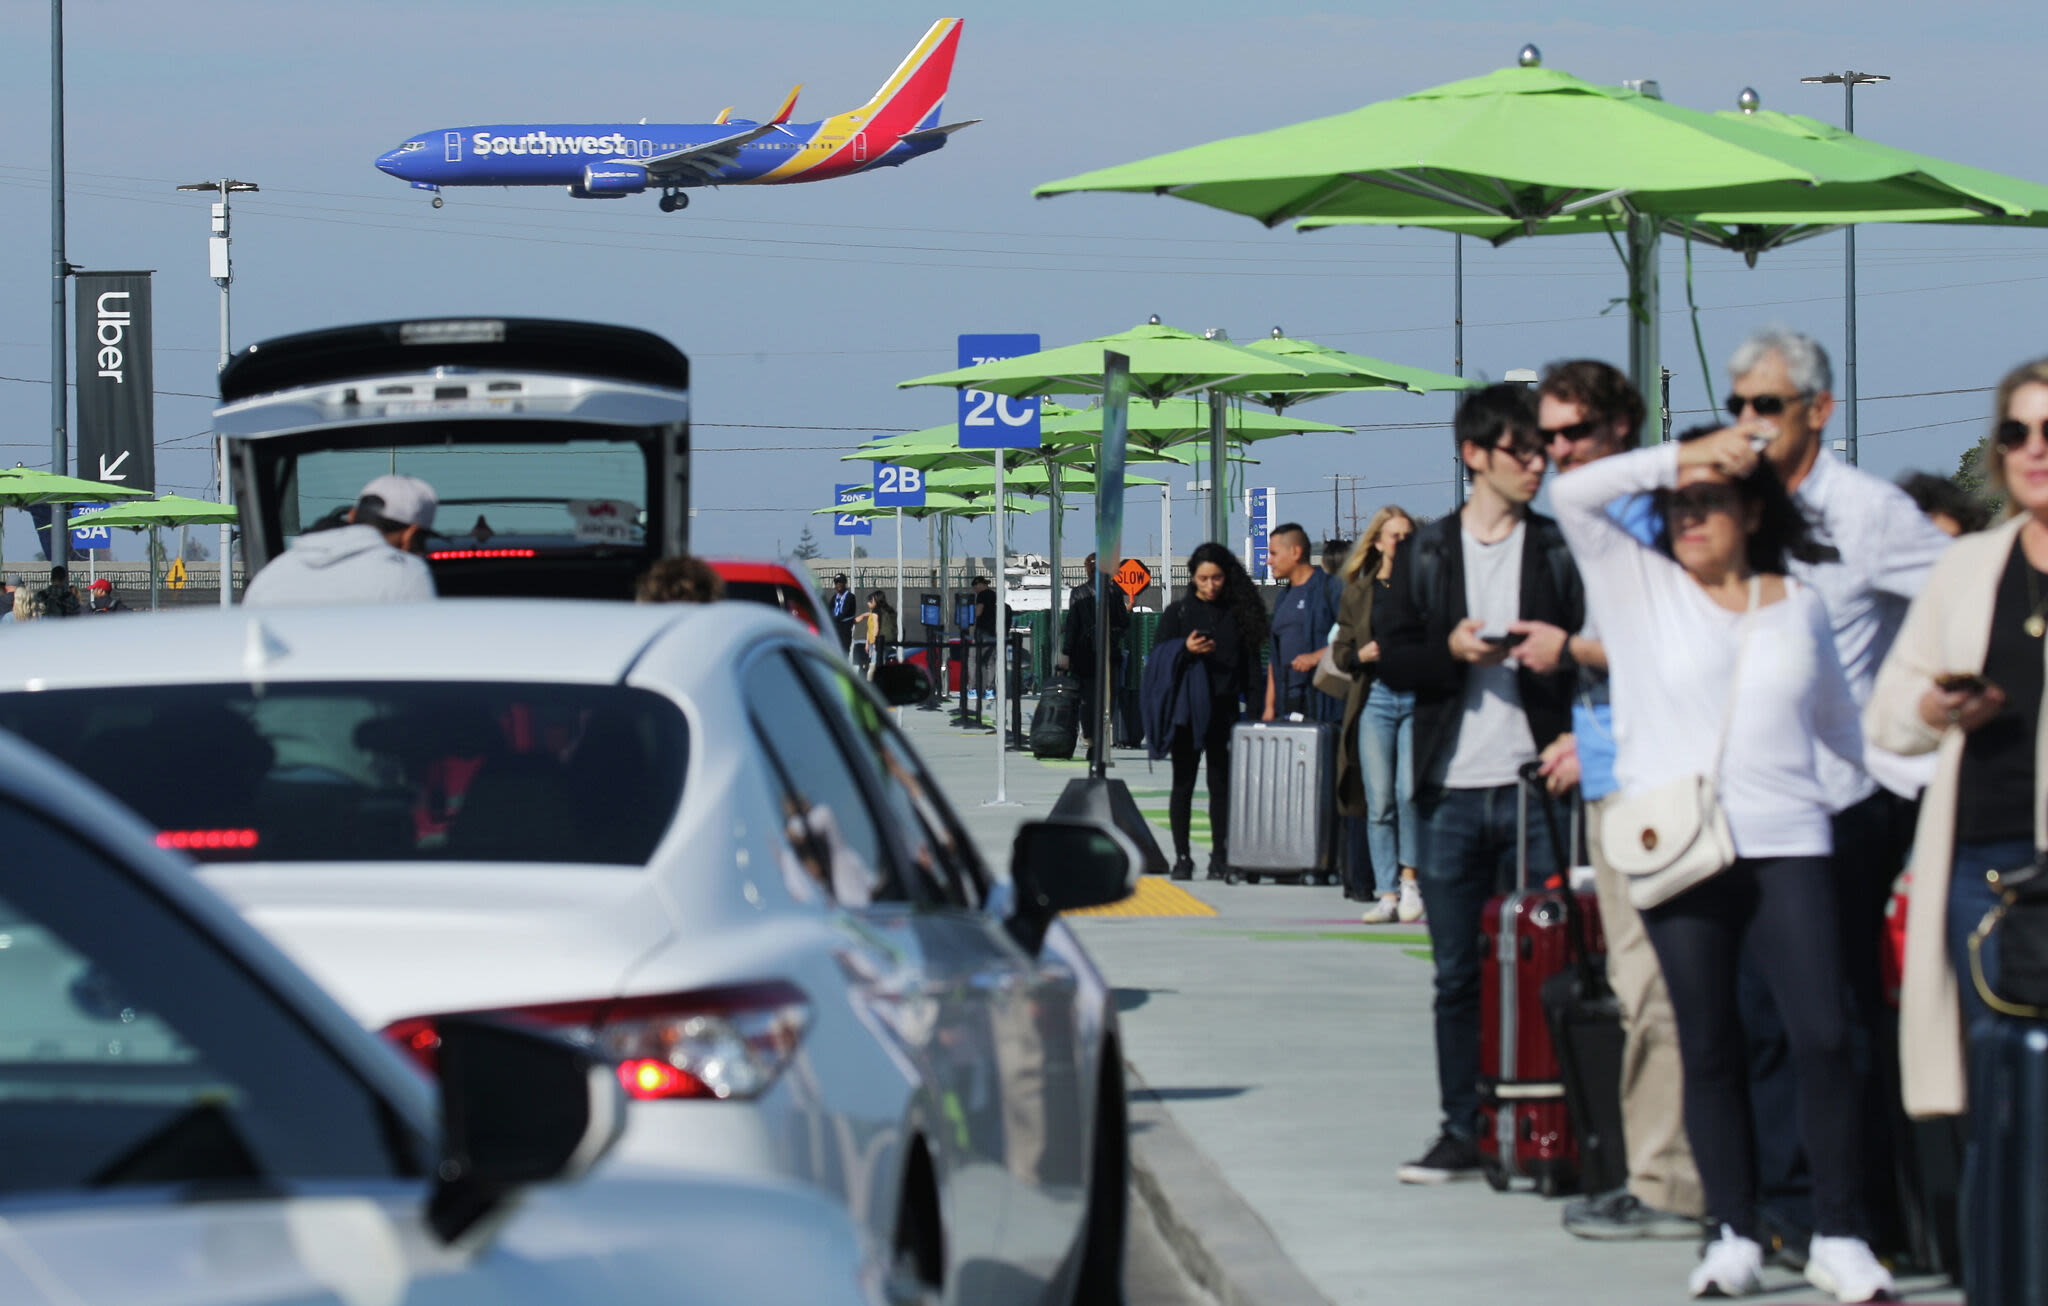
[1030,677,1082,759]
[1964,1016,2048,1304]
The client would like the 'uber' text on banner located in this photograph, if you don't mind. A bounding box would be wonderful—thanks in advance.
[74,271,157,493]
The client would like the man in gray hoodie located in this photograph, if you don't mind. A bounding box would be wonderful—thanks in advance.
[244,474,438,606]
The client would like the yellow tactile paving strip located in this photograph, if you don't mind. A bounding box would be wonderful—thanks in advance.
[1066,876,1218,918]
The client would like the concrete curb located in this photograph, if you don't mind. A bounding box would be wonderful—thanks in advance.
[1125,1062,1336,1306]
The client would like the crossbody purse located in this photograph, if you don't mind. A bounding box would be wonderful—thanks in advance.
[1600,577,1758,911]
[1969,857,2048,1018]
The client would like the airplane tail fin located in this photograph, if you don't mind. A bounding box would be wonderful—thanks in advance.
[854,18,962,135]
[713,106,734,125]
[770,84,802,125]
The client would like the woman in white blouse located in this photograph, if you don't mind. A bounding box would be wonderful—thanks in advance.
[1552,422,1885,1303]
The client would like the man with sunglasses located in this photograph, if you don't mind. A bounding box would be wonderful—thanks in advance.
[1378,382,1585,1184]
[1527,361,1709,1243]
[1725,327,1954,1263]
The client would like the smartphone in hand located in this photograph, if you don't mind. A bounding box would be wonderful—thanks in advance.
[1480,631,1529,649]
[1935,672,1992,695]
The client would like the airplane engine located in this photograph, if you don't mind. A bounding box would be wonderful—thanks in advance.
[567,164,648,199]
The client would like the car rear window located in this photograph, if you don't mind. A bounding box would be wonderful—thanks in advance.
[721,579,821,629]
[0,683,686,865]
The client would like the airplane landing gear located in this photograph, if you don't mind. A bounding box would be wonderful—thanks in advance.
[431,195,444,209]
[658,191,690,213]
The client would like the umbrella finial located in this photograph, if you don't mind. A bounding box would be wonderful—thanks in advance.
[1738,87,1760,113]
[1148,314,1161,325]
[1271,326,1284,338]
[1518,43,1541,68]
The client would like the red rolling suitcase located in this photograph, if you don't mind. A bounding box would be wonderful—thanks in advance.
[1477,763,1605,1196]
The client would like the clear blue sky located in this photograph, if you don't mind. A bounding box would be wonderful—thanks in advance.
[3,1,2045,564]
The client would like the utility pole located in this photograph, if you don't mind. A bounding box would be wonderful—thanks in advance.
[51,0,70,563]
[177,177,259,605]
[1801,70,1888,467]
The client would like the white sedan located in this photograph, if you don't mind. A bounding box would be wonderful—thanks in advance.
[0,600,1136,1306]
[0,724,900,1306]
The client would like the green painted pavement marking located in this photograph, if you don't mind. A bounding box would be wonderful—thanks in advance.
[1403,948,1434,961]
[1222,930,1432,946]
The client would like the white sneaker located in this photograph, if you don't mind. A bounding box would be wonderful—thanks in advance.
[1689,1226,1764,1299]
[1361,895,1400,924]
[1805,1235,1895,1303]
[1397,880,1425,923]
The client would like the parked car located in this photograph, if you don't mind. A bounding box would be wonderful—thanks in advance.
[215,317,693,602]
[0,600,1137,1306]
[0,729,901,1306]
[705,557,834,637]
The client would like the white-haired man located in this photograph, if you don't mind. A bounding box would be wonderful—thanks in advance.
[1725,326,1954,1260]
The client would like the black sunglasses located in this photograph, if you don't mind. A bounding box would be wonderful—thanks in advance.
[1540,417,1602,443]
[1997,418,2048,450]
[1725,393,1805,418]
[1491,434,1548,464]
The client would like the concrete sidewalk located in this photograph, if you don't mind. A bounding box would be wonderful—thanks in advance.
[898,704,1958,1306]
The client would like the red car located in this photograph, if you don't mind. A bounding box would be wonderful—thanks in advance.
[703,558,833,639]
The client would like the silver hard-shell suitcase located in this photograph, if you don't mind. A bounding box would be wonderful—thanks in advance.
[1224,720,1339,886]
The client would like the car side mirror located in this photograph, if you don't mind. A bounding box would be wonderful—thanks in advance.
[872,662,932,707]
[1006,819,1137,953]
[427,1016,624,1243]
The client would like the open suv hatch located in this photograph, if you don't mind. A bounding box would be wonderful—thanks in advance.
[218,317,689,600]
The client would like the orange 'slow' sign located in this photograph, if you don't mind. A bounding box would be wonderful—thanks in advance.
[1113,557,1153,600]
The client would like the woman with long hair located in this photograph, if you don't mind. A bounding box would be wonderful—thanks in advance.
[1152,542,1269,880]
[1867,360,2044,1298]
[1553,423,1888,1301]
[1332,506,1423,923]
[860,591,898,681]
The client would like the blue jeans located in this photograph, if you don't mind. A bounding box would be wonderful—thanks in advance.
[1417,782,1557,1140]
[1359,681,1417,897]
[1948,840,2028,1047]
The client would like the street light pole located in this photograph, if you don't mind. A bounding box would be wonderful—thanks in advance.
[177,178,258,604]
[51,0,71,562]
[1801,70,1888,467]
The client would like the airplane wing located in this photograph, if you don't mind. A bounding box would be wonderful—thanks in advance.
[896,118,980,145]
[638,125,779,180]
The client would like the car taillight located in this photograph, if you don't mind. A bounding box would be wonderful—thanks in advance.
[156,828,260,851]
[379,981,809,1102]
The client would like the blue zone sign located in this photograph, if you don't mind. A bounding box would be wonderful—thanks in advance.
[956,333,1041,451]
[872,463,926,508]
[1246,486,1276,581]
[70,504,112,551]
[834,483,872,536]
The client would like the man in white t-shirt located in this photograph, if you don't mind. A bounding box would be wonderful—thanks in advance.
[1378,383,1586,1184]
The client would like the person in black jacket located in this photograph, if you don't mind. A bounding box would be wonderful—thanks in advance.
[1377,382,1586,1185]
[1060,553,1131,755]
[1152,543,1269,880]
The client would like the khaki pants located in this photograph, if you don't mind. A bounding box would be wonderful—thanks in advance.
[1587,795,1705,1217]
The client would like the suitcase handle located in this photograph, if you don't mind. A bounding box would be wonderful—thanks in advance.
[1516,761,1609,994]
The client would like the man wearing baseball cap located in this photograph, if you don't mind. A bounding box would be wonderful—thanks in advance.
[86,578,128,614]
[244,474,439,606]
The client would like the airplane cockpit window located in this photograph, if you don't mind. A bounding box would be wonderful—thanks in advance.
[397,141,425,153]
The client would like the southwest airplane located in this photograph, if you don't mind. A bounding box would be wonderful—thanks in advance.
[374,18,974,212]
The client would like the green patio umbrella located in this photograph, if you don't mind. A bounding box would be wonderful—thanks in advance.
[0,468,152,579]
[69,495,240,612]
[1241,331,1479,410]
[1034,49,2036,443]
[903,320,1352,544]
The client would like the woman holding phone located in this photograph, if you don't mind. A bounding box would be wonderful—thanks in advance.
[1552,421,1882,1302]
[1867,361,2045,1148]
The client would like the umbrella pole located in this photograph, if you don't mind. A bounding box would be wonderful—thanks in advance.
[895,505,904,716]
[1453,233,1467,509]
[1628,214,1664,447]
[1046,463,1063,660]
[1206,388,1228,545]
[986,453,1015,807]
[149,524,159,611]
[1161,475,1172,606]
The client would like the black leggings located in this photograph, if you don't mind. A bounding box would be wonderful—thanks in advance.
[1641,855,1863,1240]
[1168,704,1235,860]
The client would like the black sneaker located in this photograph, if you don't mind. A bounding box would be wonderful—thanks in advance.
[1396,1133,1482,1185]
[1562,1188,1705,1241]
[1170,855,1194,881]
[1205,850,1229,881]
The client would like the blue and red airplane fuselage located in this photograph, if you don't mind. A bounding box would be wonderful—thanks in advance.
[375,18,972,211]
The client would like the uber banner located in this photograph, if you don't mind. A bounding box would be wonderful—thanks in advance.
[74,271,157,493]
